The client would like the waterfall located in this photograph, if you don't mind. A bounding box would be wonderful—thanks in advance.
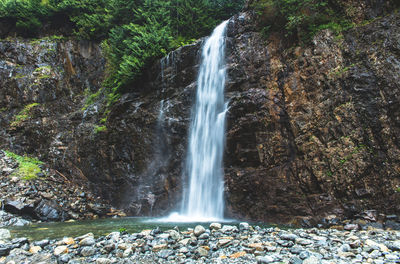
[182,20,228,221]
[159,20,229,223]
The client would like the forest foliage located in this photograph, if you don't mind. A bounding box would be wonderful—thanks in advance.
[0,0,244,104]
[250,0,353,42]
[3,0,394,106]
[250,0,400,43]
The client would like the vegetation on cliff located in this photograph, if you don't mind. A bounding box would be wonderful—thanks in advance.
[250,0,400,43]
[0,0,244,103]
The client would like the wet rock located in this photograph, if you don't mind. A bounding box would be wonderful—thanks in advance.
[34,200,65,221]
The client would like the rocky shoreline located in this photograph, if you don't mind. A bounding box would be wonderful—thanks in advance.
[0,150,124,227]
[1,222,400,263]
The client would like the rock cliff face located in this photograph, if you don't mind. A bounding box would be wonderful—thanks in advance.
[1,6,400,224]
[224,10,400,223]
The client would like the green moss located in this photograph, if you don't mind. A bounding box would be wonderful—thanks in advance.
[94,125,107,134]
[396,187,400,193]
[38,74,51,79]
[82,89,102,111]
[13,73,27,79]
[326,170,333,177]
[33,65,52,79]
[34,65,51,72]
[29,35,65,45]
[4,150,44,180]
[10,103,39,127]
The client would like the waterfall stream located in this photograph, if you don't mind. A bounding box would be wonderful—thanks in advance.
[163,20,229,222]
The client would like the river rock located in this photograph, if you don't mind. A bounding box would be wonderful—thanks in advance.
[79,236,96,246]
[220,225,237,233]
[158,249,173,259]
[280,233,298,241]
[54,245,68,255]
[303,256,321,264]
[34,239,49,247]
[153,243,167,251]
[194,225,206,236]
[218,238,232,247]
[210,223,222,230]
[239,222,250,230]
[0,229,11,240]
[196,246,209,256]
[0,246,11,256]
[387,240,400,251]
[80,246,96,256]
[62,237,75,245]
[96,258,111,264]
[257,255,274,263]
[29,246,42,254]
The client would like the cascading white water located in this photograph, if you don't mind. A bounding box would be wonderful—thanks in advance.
[180,20,229,221]
[158,20,229,223]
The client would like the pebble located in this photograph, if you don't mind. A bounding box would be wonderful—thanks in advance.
[0,223,399,263]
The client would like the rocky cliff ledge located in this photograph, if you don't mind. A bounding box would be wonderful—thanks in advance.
[1,8,399,225]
